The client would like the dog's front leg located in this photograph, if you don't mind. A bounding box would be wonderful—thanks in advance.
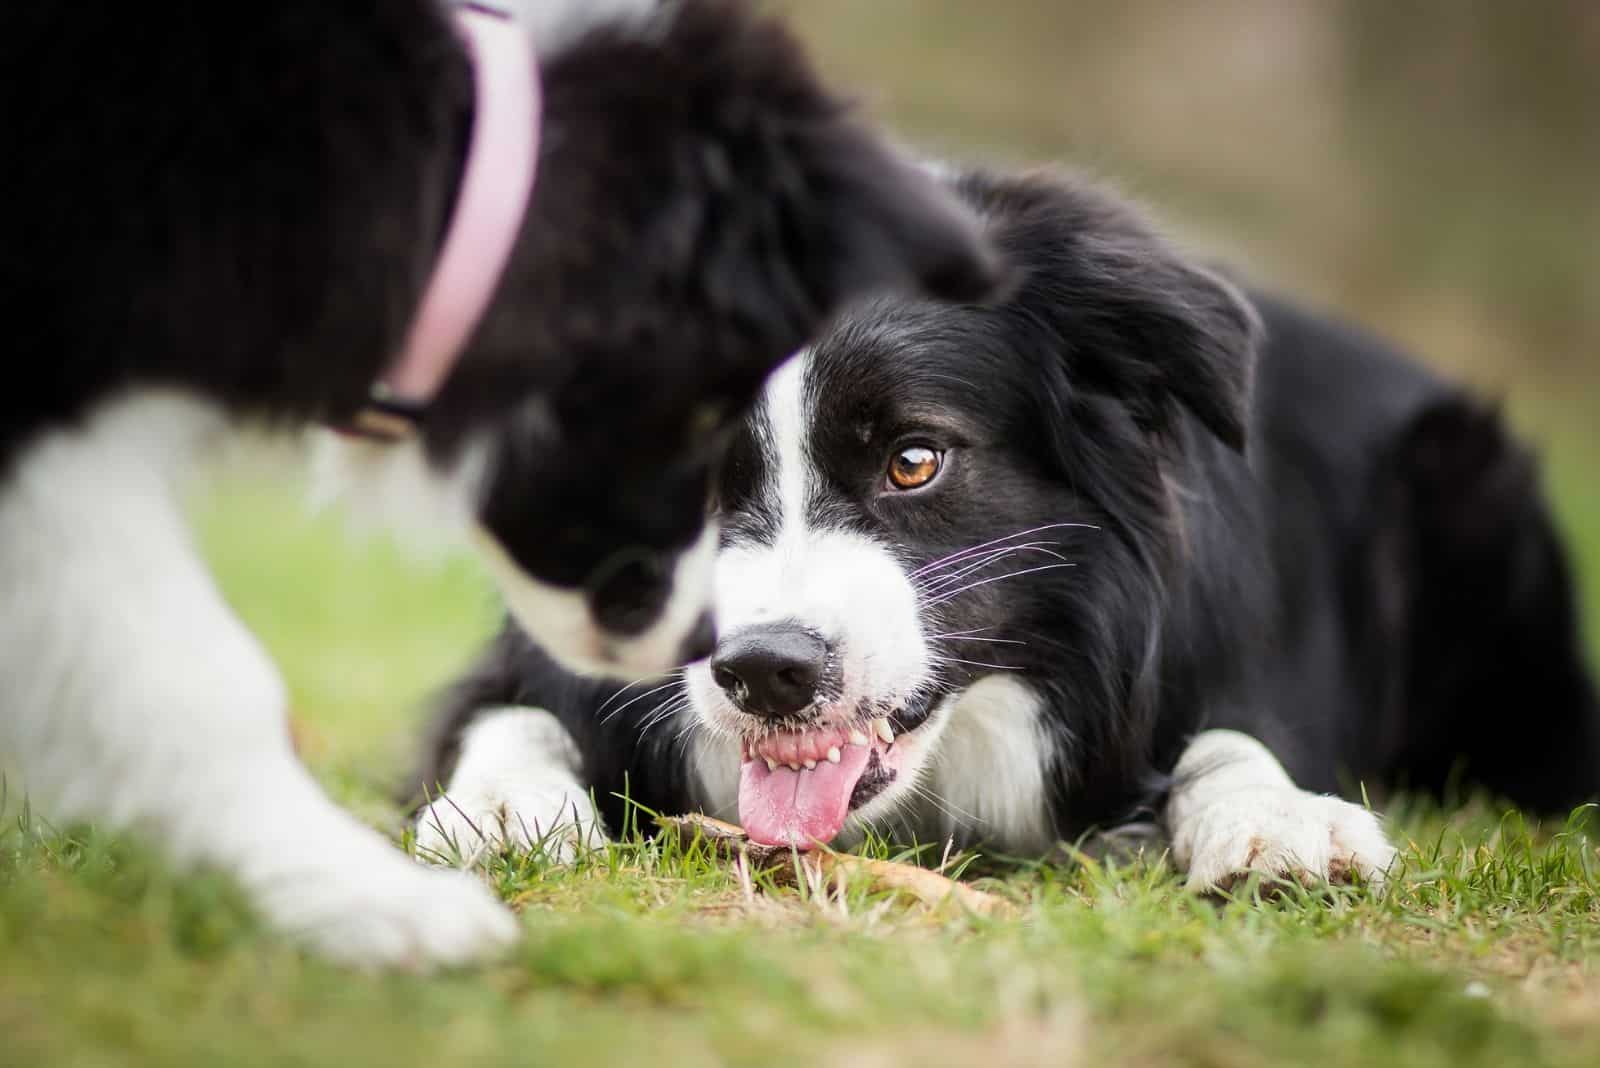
[415,707,605,864]
[0,392,516,968]
[1166,729,1398,892]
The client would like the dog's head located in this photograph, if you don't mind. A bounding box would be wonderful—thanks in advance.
[685,166,1261,848]
[397,0,1004,677]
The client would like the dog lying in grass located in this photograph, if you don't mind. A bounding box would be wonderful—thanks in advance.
[0,0,999,968]
[413,162,1600,889]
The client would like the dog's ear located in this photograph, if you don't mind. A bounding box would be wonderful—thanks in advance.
[771,137,1008,313]
[657,1,1006,342]
[1103,256,1259,453]
[978,171,1259,452]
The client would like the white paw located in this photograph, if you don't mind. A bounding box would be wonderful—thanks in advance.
[248,824,518,971]
[414,706,607,865]
[1171,785,1398,893]
[414,786,604,864]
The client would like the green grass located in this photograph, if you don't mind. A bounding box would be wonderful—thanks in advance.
[2,448,1599,1067]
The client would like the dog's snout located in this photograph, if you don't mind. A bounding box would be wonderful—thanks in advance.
[588,552,670,636]
[710,624,827,720]
[678,611,717,664]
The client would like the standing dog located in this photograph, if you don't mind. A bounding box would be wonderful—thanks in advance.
[416,164,1599,888]
[0,0,1000,967]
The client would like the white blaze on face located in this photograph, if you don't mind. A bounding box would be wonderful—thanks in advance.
[685,351,938,847]
[686,351,930,734]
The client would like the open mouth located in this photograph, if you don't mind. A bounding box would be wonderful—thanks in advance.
[735,697,935,848]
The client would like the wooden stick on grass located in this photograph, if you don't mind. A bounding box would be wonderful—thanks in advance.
[658,813,1012,917]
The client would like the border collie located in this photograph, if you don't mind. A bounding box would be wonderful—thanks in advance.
[0,0,1001,967]
[415,164,1600,889]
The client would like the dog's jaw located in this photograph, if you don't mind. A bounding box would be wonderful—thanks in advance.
[687,671,955,848]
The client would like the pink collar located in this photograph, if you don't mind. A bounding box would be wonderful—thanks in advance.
[345,4,540,440]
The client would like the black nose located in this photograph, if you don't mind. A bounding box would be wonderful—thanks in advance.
[677,611,718,664]
[710,624,828,720]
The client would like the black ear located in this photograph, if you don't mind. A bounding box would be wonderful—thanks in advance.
[972,171,1260,451]
[636,0,1007,323]
[778,135,1009,311]
[1121,258,1260,452]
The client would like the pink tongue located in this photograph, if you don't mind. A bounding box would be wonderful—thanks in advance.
[738,743,874,848]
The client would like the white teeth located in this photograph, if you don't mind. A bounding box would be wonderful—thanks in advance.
[756,729,879,770]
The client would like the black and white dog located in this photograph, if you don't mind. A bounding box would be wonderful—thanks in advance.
[416,164,1600,890]
[0,0,1000,967]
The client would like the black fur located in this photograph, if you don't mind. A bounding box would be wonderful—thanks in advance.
[417,166,1600,839]
[5,0,1001,642]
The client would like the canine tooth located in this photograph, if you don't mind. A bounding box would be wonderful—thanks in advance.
[765,757,778,772]
[804,759,817,770]
[874,718,894,744]
[848,728,869,747]
[788,762,801,771]
[826,746,841,764]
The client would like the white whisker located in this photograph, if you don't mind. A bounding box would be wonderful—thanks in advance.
[932,635,1027,645]
[909,522,1098,579]
[928,655,1023,672]
[599,676,686,725]
[638,696,692,735]
[916,542,1069,594]
[915,542,1054,590]
[671,715,702,744]
[926,562,1078,607]
[904,780,982,832]
[594,670,680,718]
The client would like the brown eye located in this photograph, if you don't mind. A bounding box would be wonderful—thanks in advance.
[887,445,942,490]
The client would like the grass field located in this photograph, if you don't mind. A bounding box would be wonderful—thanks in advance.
[2,420,1598,1067]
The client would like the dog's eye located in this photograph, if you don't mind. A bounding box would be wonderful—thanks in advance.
[690,402,726,439]
[887,446,942,491]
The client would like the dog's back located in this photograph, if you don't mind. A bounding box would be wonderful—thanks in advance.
[5,3,463,461]
[1248,293,1600,808]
